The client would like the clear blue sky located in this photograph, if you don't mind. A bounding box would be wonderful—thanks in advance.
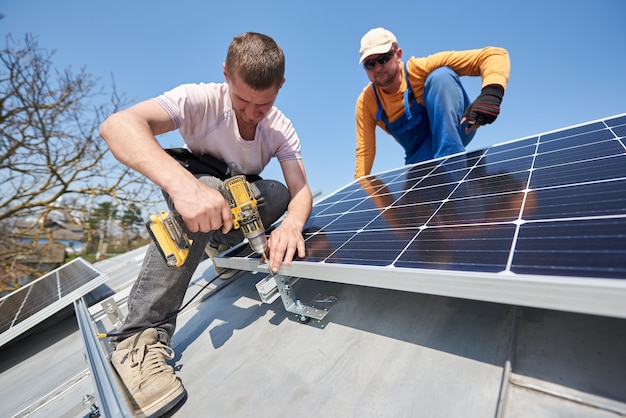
[4,0,626,196]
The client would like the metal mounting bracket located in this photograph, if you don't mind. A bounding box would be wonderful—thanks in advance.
[255,274,337,323]
[100,297,124,329]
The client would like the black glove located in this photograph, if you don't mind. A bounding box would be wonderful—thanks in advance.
[462,84,504,130]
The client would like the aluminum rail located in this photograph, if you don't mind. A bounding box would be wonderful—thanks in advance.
[74,296,133,418]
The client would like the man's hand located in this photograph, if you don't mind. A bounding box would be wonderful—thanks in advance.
[461,84,504,133]
[172,179,233,234]
[266,218,306,273]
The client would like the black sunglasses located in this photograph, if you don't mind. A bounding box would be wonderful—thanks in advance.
[363,49,396,70]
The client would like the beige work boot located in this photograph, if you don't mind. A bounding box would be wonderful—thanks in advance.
[111,328,185,417]
[205,243,239,279]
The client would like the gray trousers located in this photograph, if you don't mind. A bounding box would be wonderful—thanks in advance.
[111,176,290,347]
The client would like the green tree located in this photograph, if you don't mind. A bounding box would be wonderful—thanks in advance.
[120,203,146,251]
[121,203,143,233]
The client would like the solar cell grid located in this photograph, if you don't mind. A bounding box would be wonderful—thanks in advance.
[396,224,516,272]
[15,280,57,323]
[513,219,626,278]
[61,261,99,296]
[0,289,27,333]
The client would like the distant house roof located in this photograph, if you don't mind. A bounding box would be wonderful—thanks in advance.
[14,218,83,241]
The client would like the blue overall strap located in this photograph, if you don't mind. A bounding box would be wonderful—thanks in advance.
[371,83,385,122]
[403,61,413,120]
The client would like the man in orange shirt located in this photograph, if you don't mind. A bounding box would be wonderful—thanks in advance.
[355,27,511,178]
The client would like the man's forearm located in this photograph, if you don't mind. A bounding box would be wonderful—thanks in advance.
[284,185,313,230]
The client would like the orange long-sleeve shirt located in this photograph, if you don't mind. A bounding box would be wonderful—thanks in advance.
[354,47,511,178]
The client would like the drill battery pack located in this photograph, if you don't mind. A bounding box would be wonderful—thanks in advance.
[146,210,192,267]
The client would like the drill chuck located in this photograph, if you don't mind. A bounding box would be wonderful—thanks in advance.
[246,229,267,255]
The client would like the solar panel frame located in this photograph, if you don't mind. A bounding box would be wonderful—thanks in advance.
[0,257,108,347]
[216,113,626,319]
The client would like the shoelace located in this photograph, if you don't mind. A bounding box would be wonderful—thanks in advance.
[127,342,176,385]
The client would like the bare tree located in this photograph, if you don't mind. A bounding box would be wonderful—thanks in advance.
[0,32,160,286]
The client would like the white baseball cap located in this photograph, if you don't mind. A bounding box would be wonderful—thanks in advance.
[359,27,397,64]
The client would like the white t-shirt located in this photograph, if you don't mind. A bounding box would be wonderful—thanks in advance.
[154,82,301,176]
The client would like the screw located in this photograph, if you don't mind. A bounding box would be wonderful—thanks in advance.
[82,394,100,417]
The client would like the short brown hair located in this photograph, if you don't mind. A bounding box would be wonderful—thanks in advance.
[225,32,285,90]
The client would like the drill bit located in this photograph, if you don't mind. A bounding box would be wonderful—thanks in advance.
[261,251,275,277]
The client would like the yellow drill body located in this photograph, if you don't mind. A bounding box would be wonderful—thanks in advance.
[220,176,267,255]
[146,175,267,267]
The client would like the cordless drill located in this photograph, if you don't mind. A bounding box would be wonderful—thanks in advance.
[146,175,267,267]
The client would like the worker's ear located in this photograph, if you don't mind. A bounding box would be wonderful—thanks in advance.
[279,78,285,89]
[395,48,403,60]
[223,63,229,83]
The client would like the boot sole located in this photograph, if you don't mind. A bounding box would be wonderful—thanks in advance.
[133,381,186,418]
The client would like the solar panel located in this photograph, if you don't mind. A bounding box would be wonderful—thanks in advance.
[217,114,626,319]
[0,257,108,347]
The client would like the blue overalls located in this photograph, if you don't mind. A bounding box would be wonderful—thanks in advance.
[372,65,475,164]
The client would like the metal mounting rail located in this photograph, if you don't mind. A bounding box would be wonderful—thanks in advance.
[74,296,133,418]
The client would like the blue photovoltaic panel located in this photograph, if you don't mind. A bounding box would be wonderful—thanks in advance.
[220,114,626,318]
[301,114,626,277]
[0,257,107,347]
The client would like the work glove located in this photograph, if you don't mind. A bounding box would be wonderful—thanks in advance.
[462,84,504,132]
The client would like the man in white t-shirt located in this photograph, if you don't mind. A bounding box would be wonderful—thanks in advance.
[99,32,312,417]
